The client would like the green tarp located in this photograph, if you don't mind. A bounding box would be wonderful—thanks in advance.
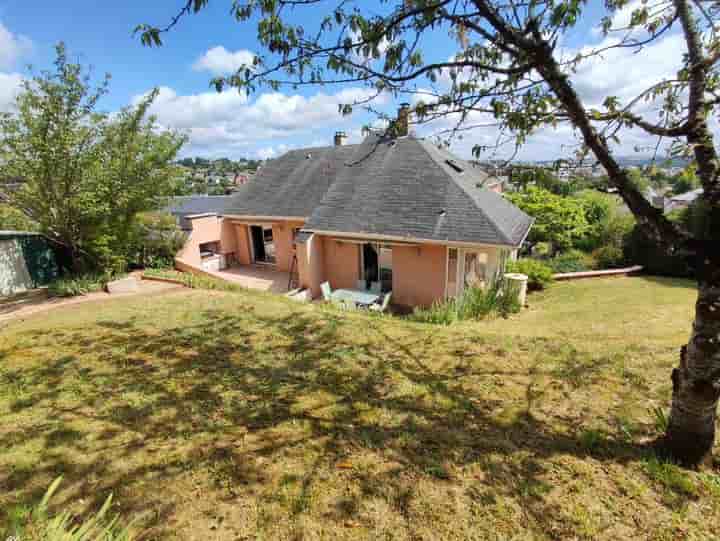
[0,232,59,296]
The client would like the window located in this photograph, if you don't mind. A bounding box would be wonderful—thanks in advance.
[378,245,393,292]
[462,252,488,289]
[446,248,458,298]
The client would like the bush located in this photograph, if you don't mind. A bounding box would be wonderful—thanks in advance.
[548,249,597,273]
[4,476,137,540]
[623,225,693,278]
[573,190,635,253]
[410,276,521,325]
[506,258,554,290]
[128,212,186,270]
[0,203,38,231]
[47,273,119,297]
[592,245,626,269]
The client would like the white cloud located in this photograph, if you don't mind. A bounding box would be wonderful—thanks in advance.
[134,85,383,158]
[0,72,23,111]
[0,21,32,70]
[567,33,684,109]
[192,46,256,76]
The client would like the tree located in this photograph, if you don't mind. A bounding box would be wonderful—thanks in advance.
[508,186,588,253]
[0,43,186,272]
[672,163,701,195]
[140,1,720,467]
[509,166,571,194]
[574,190,635,252]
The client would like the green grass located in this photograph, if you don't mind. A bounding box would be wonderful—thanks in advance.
[142,268,246,292]
[1,275,716,540]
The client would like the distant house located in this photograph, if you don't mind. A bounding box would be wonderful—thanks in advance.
[172,106,533,308]
[666,188,703,212]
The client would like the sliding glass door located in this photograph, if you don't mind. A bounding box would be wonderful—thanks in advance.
[360,243,393,292]
[447,248,489,297]
[250,225,276,264]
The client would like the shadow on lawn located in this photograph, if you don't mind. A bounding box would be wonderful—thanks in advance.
[0,303,657,538]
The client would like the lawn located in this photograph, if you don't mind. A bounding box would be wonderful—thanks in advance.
[1,276,718,540]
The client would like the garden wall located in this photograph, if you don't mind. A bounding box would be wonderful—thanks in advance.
[552,265,643,281]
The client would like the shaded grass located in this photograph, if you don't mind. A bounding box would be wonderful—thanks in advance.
[0,276,714,540]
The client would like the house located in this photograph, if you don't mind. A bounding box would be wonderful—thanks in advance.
[173,106,533,308]
[164,195,235,272]
[666,188,703,212]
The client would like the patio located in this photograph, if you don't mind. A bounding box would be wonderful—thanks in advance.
[215,265,290,294]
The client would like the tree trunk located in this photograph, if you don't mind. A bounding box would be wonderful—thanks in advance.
[665,259,720,467]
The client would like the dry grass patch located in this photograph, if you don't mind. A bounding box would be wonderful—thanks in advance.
[0,276,716,540]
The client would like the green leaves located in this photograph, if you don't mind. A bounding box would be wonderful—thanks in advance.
[508,187,590,252]
[0,44,185,273]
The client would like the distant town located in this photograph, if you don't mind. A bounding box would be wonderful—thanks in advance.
[173,157,263,195]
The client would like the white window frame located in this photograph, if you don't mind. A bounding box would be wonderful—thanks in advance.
[445,247,492,297]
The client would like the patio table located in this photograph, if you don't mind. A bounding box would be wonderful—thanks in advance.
[331,288,381,307]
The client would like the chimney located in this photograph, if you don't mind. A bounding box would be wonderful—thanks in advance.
[396,103,410,137]
[334,131,347,146]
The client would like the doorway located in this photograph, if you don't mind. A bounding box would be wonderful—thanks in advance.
[250,225,276,264]
[360,243,392,292]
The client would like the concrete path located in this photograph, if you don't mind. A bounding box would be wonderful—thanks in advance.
[0,278,183,325]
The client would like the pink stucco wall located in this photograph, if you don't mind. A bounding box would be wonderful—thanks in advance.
[226,219,303,271]
[298,237,446,307]
[176,215,222,266]
[220,219,238,257]
[297,233,325,298]
[177,218,505,309]
[322,238,360,290]
[234,224,252,265]
[391,244,447,308]
[273,220,304,272]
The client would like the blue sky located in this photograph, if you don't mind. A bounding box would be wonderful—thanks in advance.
[0,1,684,161]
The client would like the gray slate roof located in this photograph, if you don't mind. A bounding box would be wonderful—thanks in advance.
[164,195,233,230]
[223,145,358,218]
[224,135,532,247]
[670,188,703,203]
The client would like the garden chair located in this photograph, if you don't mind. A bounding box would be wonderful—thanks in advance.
[321,281,332,301]
[370,281,381,293]
[370,292,392,313]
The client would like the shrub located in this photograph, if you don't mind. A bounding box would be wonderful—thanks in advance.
[47,273,115,297]
[507,187,589,252]
[5,476,137,540]
[531,242,552,258]
[410,276,521,325]
[592,245,626,269]
[506,258,554,290]
[548,249,596,273]
[573,190,635,253]
[128,212,187,270]
[0,203,38,231]
[624,225,693,278]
